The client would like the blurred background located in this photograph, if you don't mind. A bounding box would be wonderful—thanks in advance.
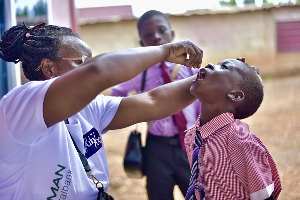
[1,0,299,199]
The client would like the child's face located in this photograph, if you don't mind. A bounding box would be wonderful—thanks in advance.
[139,15,174,47]
[190,59,245,103]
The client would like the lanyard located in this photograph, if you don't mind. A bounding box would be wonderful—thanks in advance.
[68,130,103,189]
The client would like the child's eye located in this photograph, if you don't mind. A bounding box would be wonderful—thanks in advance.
[221,64,228,69]
[144,32,153,38]
[159,28,167,34]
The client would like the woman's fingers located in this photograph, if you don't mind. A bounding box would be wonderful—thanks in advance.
[165,40,203,68]
[186,42,203,68]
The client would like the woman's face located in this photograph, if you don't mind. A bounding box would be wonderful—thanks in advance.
[51,36,92,76]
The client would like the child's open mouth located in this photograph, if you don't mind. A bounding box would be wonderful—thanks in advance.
[197,68,206,80]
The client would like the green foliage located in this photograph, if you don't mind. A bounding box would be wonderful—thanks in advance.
[244,0,255,3]
[33,0,47,16]
[220,0,237,6]
[16,6,29,17]
[23,7,28,16]
[16,8,22,17]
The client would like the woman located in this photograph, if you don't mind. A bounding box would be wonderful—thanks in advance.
[0,23,202,199]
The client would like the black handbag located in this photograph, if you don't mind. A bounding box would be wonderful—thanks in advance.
[97,187,114,200]
[123,70,147,178]
[123,130,144,178]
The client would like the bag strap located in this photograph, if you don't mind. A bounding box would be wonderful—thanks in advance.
[69,132,91,172]
[68,130,103,189]
[170,64,181,81]
[141,70,147,92]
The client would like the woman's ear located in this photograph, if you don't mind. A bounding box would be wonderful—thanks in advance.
[40,58,55,79]
[227,90,244,102]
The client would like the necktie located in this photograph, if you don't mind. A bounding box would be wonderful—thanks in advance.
[160,62,188,152]
[185,130,205,200]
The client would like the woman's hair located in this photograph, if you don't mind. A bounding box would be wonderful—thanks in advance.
[234,63,264,119]
[0,23,79,80]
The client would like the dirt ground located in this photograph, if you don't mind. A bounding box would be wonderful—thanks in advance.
[102,74,300,200]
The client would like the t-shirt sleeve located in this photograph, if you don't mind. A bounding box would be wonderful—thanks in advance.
[3,79,56,145]
[88,94,122,133]
[228,121,275,200]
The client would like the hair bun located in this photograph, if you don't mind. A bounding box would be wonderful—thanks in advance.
[0,24,25,63]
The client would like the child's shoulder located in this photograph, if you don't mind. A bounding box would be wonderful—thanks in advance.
[228,119,266,150]
[229,119,251,136]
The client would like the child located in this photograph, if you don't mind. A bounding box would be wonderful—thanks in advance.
[111,10,200,200]
[185,58,282,200]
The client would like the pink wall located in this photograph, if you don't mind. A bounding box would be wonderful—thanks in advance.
[49,0,79,34]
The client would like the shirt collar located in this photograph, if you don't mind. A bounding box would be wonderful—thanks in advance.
[196,112,235,139]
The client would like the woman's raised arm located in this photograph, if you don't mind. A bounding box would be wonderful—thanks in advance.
[43,40,202,127]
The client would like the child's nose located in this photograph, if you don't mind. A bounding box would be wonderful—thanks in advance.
[154,32,162,40]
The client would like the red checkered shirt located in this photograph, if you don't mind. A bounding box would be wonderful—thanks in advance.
[184,113,282,200]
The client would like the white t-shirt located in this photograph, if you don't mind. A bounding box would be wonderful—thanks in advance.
[0,78,122,200]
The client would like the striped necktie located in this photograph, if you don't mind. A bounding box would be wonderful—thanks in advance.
[185,130,205,200]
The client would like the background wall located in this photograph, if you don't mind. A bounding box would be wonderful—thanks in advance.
[79,4,300,77]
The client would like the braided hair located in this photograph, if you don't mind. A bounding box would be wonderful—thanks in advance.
[0,23,79,81]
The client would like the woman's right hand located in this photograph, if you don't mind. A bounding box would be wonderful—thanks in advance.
[163,40,203,69]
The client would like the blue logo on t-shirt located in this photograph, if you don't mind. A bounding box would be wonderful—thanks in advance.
[83,128,102,158]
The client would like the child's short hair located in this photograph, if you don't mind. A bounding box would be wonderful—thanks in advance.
[137,10,170,33]
[235,62,264,119]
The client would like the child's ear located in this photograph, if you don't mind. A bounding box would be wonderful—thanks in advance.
[171,30,175,40]
[227,90,244,102]
[251,66,259,75]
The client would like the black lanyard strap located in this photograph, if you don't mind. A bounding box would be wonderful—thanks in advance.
[69,132,91,172]
[68,130,102,188]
